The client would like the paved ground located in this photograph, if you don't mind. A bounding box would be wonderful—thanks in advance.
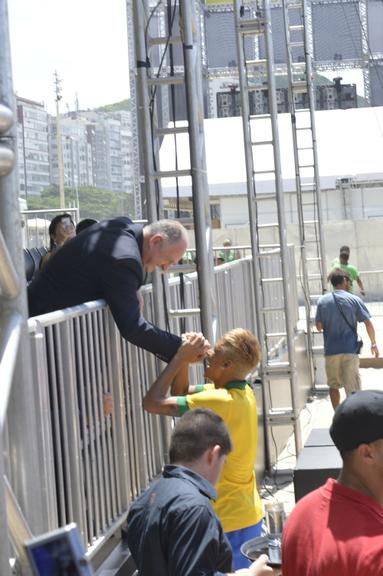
[260,300,383,516]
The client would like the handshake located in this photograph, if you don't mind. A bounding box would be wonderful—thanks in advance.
[179,331,211,363]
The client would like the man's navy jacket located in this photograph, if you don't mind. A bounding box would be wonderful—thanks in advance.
[126,465,233,576]
[28,216,181,362]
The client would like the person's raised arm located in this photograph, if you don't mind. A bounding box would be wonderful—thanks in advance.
[143,334,208,416]
[102,260,181,362]
[171,332,210,396]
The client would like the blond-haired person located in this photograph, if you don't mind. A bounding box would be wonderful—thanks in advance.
[144,329,264,569]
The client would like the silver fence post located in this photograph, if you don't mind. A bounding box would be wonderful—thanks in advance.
[131,0,167,334]
[0,435,10,575]
[107,312,131,509]
[28,321,59,528]
[179,0,217,344]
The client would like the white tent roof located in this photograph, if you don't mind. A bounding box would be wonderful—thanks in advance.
[159,106,383,197]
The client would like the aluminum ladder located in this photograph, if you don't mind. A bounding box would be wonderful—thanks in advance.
[282,0,327,386]
[234,0,302,466]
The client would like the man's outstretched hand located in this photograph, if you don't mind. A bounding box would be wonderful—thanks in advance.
[178,332,210,363]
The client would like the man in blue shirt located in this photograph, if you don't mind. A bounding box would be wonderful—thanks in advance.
[125,409,273,576]
[316,270,379,409]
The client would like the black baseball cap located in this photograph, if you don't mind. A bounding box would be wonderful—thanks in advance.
[330,390,383,452]
[339,245,350,255]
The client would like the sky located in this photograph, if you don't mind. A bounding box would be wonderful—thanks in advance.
[7,0,130,113]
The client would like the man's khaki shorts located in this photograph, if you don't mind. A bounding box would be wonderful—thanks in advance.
[325,353,361,394]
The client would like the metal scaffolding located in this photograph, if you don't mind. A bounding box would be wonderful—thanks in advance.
[126,1,143,219]
[130,0,217,343]
[206,0,374,108]
[282,0,327,387]
[234,0,302,466]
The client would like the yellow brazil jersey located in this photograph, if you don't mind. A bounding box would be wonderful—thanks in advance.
[176,381,263,533]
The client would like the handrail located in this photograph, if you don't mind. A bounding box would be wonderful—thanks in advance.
[28,300,107,329]
[21,208,79,215]
[0,311,22,431]
[0,229,20,299]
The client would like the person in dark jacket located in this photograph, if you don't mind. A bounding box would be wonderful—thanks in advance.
[28,217,188,362]
[75,218,98,235]
[126,409,274,576]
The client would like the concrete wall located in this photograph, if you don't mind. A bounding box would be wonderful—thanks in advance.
[216,185,383,228]
[190,218,383,299]
[288,219,383,299]
[205,217,383,266]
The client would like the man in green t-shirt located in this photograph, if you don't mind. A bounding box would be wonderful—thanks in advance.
[329,246,365,296]
[216,239,239,265]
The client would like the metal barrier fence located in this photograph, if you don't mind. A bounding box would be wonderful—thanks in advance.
[185,244,253,265]
[25,301,167,559]
[170,245,298,351]
[4,249,299,569]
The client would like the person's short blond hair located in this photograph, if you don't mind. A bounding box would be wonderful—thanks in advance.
[215,328,261,375]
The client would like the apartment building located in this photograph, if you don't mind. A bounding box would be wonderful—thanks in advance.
[16,97,50,197]
[47,109,132,194]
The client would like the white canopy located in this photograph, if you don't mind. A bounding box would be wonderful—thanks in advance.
[159,106,383,197]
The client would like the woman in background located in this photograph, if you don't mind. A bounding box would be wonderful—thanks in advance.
[40,213,75,269]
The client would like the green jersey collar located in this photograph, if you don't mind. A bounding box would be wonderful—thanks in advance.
[224,380,248,390]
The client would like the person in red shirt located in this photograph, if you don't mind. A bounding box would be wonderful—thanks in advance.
[282,389,383,576]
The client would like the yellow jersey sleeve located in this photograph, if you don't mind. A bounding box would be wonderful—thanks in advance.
[178,388,231,419]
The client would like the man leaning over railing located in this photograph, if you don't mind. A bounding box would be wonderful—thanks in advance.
[27,217,188,362]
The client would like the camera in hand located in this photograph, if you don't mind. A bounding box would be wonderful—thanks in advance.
[24,523,94,576]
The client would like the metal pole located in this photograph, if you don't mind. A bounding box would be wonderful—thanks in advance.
[233,0,267,366]
[303,0,327,292]
[0,0,45,555]
[126,0,143,219]
[263,0,301,454]
[132,0,167,331]
[281,0,315,386]
[0,431,11,576]
[180,0,216,344]
[54,71,65,209]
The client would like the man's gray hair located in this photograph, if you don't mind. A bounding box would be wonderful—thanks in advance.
[145,219,188,245]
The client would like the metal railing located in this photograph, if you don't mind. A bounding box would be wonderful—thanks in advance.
[3,250,300,571]
[26,301,167,559]
[185,244,253,265]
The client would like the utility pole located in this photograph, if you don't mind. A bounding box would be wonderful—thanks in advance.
[75,92,79,117]
[54,71,65,209]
